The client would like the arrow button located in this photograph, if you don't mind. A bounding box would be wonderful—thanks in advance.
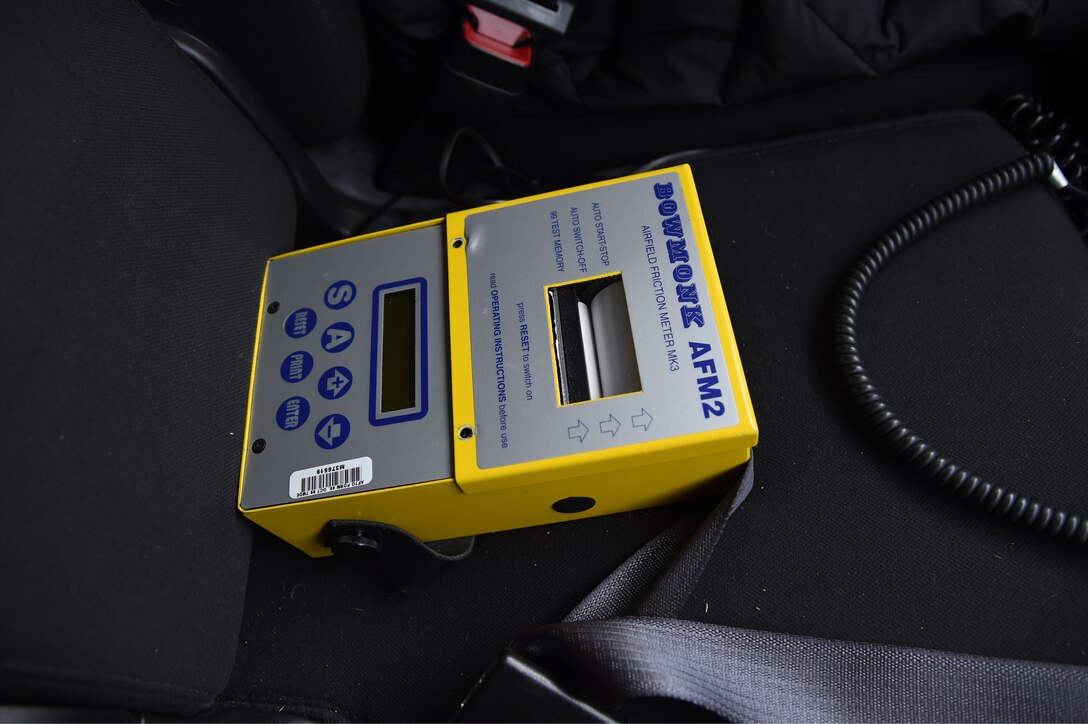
[599,414,620,437]
[567,420,588,443]
[632,409,653,431]
[314,413,351,450]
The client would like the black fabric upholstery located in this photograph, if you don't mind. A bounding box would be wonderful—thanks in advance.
[0,0,294,715]
[220,506,695,721]
[679,112,1088,664]
[144,0,369,146]
[362,0,1088,116]
[379,43,1048,195]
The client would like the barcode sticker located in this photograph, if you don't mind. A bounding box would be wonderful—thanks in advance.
[289,456,373,499]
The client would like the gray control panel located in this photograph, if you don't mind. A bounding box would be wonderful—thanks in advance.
[240,224,452,510]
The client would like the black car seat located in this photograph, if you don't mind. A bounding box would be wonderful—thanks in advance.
[0,0,294,715]
[4,0,1088,720]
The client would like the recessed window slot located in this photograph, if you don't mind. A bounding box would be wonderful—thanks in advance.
[547,274,641,405]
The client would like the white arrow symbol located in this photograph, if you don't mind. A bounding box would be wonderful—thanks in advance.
[567,420,589,442]
[326,370,348,394]
[319,420,341,444]
[632,409,653,431]
[599,414,620,437]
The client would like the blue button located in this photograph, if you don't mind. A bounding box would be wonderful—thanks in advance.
[280,350,314,383]
[324,280,357,310]
[284,308,316,338]
[314,413,350,449]
[275,396,310,431]
[321,321,355,353]
[318,366,353,400]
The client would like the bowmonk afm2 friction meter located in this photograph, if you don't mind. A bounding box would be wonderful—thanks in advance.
[238,166,757,556]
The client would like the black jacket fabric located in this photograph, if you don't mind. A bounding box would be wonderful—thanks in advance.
[365,0,1088,113]
[536,0,1088,110]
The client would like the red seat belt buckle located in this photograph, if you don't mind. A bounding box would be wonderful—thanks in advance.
[462,5,533,68]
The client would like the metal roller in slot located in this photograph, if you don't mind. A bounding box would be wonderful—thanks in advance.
[589,280,641,398]
[576,300,603,400]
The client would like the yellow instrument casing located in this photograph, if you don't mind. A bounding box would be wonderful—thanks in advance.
[238,166,756,556]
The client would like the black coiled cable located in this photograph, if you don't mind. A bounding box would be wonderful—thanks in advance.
[997,94,1088,235]
[999,94,1086,189]
[830,151,1088,546]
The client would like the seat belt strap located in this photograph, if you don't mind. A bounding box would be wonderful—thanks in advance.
[521,617,1088,721]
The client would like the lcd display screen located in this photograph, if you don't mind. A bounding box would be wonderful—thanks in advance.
[380,289,417,412]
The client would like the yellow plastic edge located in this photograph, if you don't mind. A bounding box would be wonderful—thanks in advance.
[270,218,443,261]
[245,443,752,556]
[237,259,272,511]
[680,164,760,447]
